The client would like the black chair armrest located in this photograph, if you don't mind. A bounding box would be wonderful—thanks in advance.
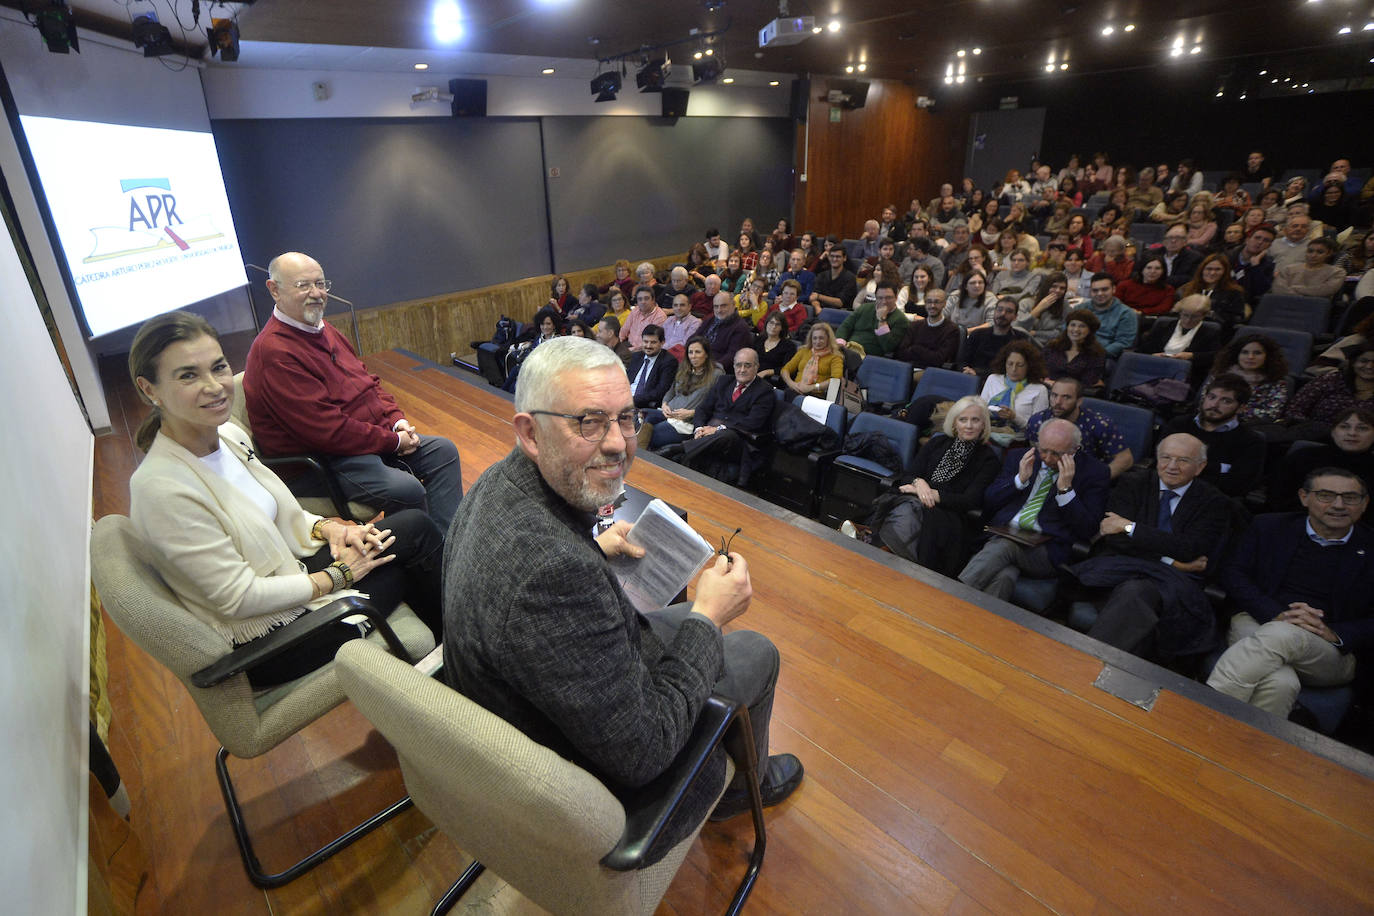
[736,428,774,448]
[191,596,413,688]
[261,453,355,519]
[601,695,751,871]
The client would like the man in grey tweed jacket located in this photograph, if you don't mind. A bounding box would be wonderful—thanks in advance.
[442,337,802,859]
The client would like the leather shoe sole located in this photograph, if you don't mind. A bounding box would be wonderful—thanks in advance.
[708,753,804,822]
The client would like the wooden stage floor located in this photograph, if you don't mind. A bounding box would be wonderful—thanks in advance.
[92,346,1374,914]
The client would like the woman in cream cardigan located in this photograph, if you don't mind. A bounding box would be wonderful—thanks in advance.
[127,311,444,688]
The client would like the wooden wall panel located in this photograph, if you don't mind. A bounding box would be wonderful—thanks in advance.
[794,78,967,240]
[326,253,684,366]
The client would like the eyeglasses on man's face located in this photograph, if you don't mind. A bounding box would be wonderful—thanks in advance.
[1305,489,1368,506]
[530,409,643,442]
[292,278,332,292]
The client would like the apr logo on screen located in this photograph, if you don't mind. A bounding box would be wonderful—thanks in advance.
[82,178,226,263]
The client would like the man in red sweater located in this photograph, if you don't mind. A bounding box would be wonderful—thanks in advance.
[243,252,462,528]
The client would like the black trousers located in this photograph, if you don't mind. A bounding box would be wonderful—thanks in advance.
[245,508,444,688]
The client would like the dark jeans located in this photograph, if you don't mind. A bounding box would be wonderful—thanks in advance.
[245,508,444,688]
[319,435,463,530]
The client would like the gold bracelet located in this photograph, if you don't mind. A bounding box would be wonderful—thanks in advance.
[311,518,328,541]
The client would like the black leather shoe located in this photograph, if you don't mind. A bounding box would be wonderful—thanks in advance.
[656,443,686,461]
[709,753,804,822]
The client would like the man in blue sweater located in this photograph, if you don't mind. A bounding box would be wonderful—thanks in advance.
[1087,272,1138,359]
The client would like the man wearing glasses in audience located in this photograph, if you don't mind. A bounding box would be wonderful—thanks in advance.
[667,349,775,486]
[442,337,802,857]
[244,251,462,528]
[958,418,1109,601]
[1208,469,1374,721]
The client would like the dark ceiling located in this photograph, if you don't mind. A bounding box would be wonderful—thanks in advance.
[10,0,1374,90]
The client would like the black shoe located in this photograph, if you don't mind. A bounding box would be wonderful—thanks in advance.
[656,443,686,461]
[709,753,804,822]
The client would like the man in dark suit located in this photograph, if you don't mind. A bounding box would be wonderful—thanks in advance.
[1207,468,1374,718]
[1071,433,1231,661]
[625,324,677,409]
[959,418,1110,601]
[678,348,775,484]
[442,337,802,857]
[1161,373,1264,498]
[1138,224,1203,288]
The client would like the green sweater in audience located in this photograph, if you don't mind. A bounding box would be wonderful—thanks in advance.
[838,303,910,358]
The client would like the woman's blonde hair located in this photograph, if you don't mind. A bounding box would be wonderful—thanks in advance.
[942,395,991,443]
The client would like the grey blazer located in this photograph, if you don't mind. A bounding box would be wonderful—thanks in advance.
[441,449,727,857]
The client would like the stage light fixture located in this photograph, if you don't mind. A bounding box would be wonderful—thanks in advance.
[32,1,79,54]
[636,57,669,92]
[691,56,725,83]
[132,12,174,57]
[590,69,622,101]
[207,17,239,61]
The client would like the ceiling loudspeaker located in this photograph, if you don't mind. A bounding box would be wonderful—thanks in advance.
[790,77,810,122]
[448,78,487,117]
[661,87,690,119]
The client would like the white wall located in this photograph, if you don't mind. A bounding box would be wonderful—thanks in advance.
[0,175,95,916]
[202,67,790,120]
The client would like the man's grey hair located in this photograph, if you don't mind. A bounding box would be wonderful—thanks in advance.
[671,265,688,281]
[636,261,656,277]
[515,337,623,413]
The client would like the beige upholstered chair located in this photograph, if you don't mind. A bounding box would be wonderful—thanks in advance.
[229,371,375,521]
[334,640,765,915]
[90,515,435,887]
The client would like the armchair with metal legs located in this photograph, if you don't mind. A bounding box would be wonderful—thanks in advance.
[335,639,766,915]
[90,515,435,888]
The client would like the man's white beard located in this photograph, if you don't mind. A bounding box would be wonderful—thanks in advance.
[303,302,325,325]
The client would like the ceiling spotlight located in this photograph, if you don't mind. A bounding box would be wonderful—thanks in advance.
[590,69,621,101]
[1101,26,1114,36]
[635,57,669,92]
[32,1,79,53]
[693,50,702,59]
[1259,69,1267,75]
[207,16,239,61]
[541,67,555,74]
[1190,45,1202,54]
[971,47,981,55]
[1364,22,1374,30]
[1215,90,1223,97]
[1124,23,1135,32]
[1302,82,1309,87]
[845,64,854,73]
[812,25,822,34]
[857,62,866,72]
[956,75,965,83]
[1045,63,1055,72]
[721,77,734,84]
[1338,25,1351,35]
[826,20,841,33]
[1239,92,1247,99]
[414,62,429,70]
[431,0,463,44]
[944,75,953,84]
[957,49,966,57]
[132,12,174,57]
[768,80,780,86]
[1271,78,1279,83]
[705,48,714,56]
[1060,62,1068,70]
[1170,47,1183,58]
[691,56,725,83]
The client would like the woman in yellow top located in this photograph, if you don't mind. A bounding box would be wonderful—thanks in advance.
[734,275,771,328]
[782,322,845,398]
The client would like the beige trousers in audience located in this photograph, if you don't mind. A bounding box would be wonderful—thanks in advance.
[1206,613,1356,717]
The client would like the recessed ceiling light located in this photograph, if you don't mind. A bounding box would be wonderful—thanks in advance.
[1101,26,1114,36]
[1044,63,1055,72]
[1060,62,1069,70]
[541,67,555,74]
[956,75,965,83]
[1302,82,1309,87]
[721,77,734,84]
[811,26,822,34]
[827,20,841,33]
[693,50,702,59]
[705,48,713,56]
[944,75,953,84]
[1364,22,1374,30]
[768,80,779,86]
[845,65,854,73]
[1190,45,1202,54]
[1271,78,1279,83]
[1215,90,1223,97]
[1124,23,1135,32]
[1170,48,1183,57]
[957,49,966,57]
[1259,69,1267,75]
[971,47,981,55]
[1239,92,1247,99]
[414,63,429,70]
[857,63,866,72]
[1338,25,1351,35]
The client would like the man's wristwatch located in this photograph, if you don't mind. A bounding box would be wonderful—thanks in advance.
[1124,522,1136,536]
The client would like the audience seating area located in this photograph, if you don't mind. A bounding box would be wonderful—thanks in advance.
[437,151,1373,749]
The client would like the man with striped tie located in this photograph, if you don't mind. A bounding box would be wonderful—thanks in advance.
[959,418,1109,601]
